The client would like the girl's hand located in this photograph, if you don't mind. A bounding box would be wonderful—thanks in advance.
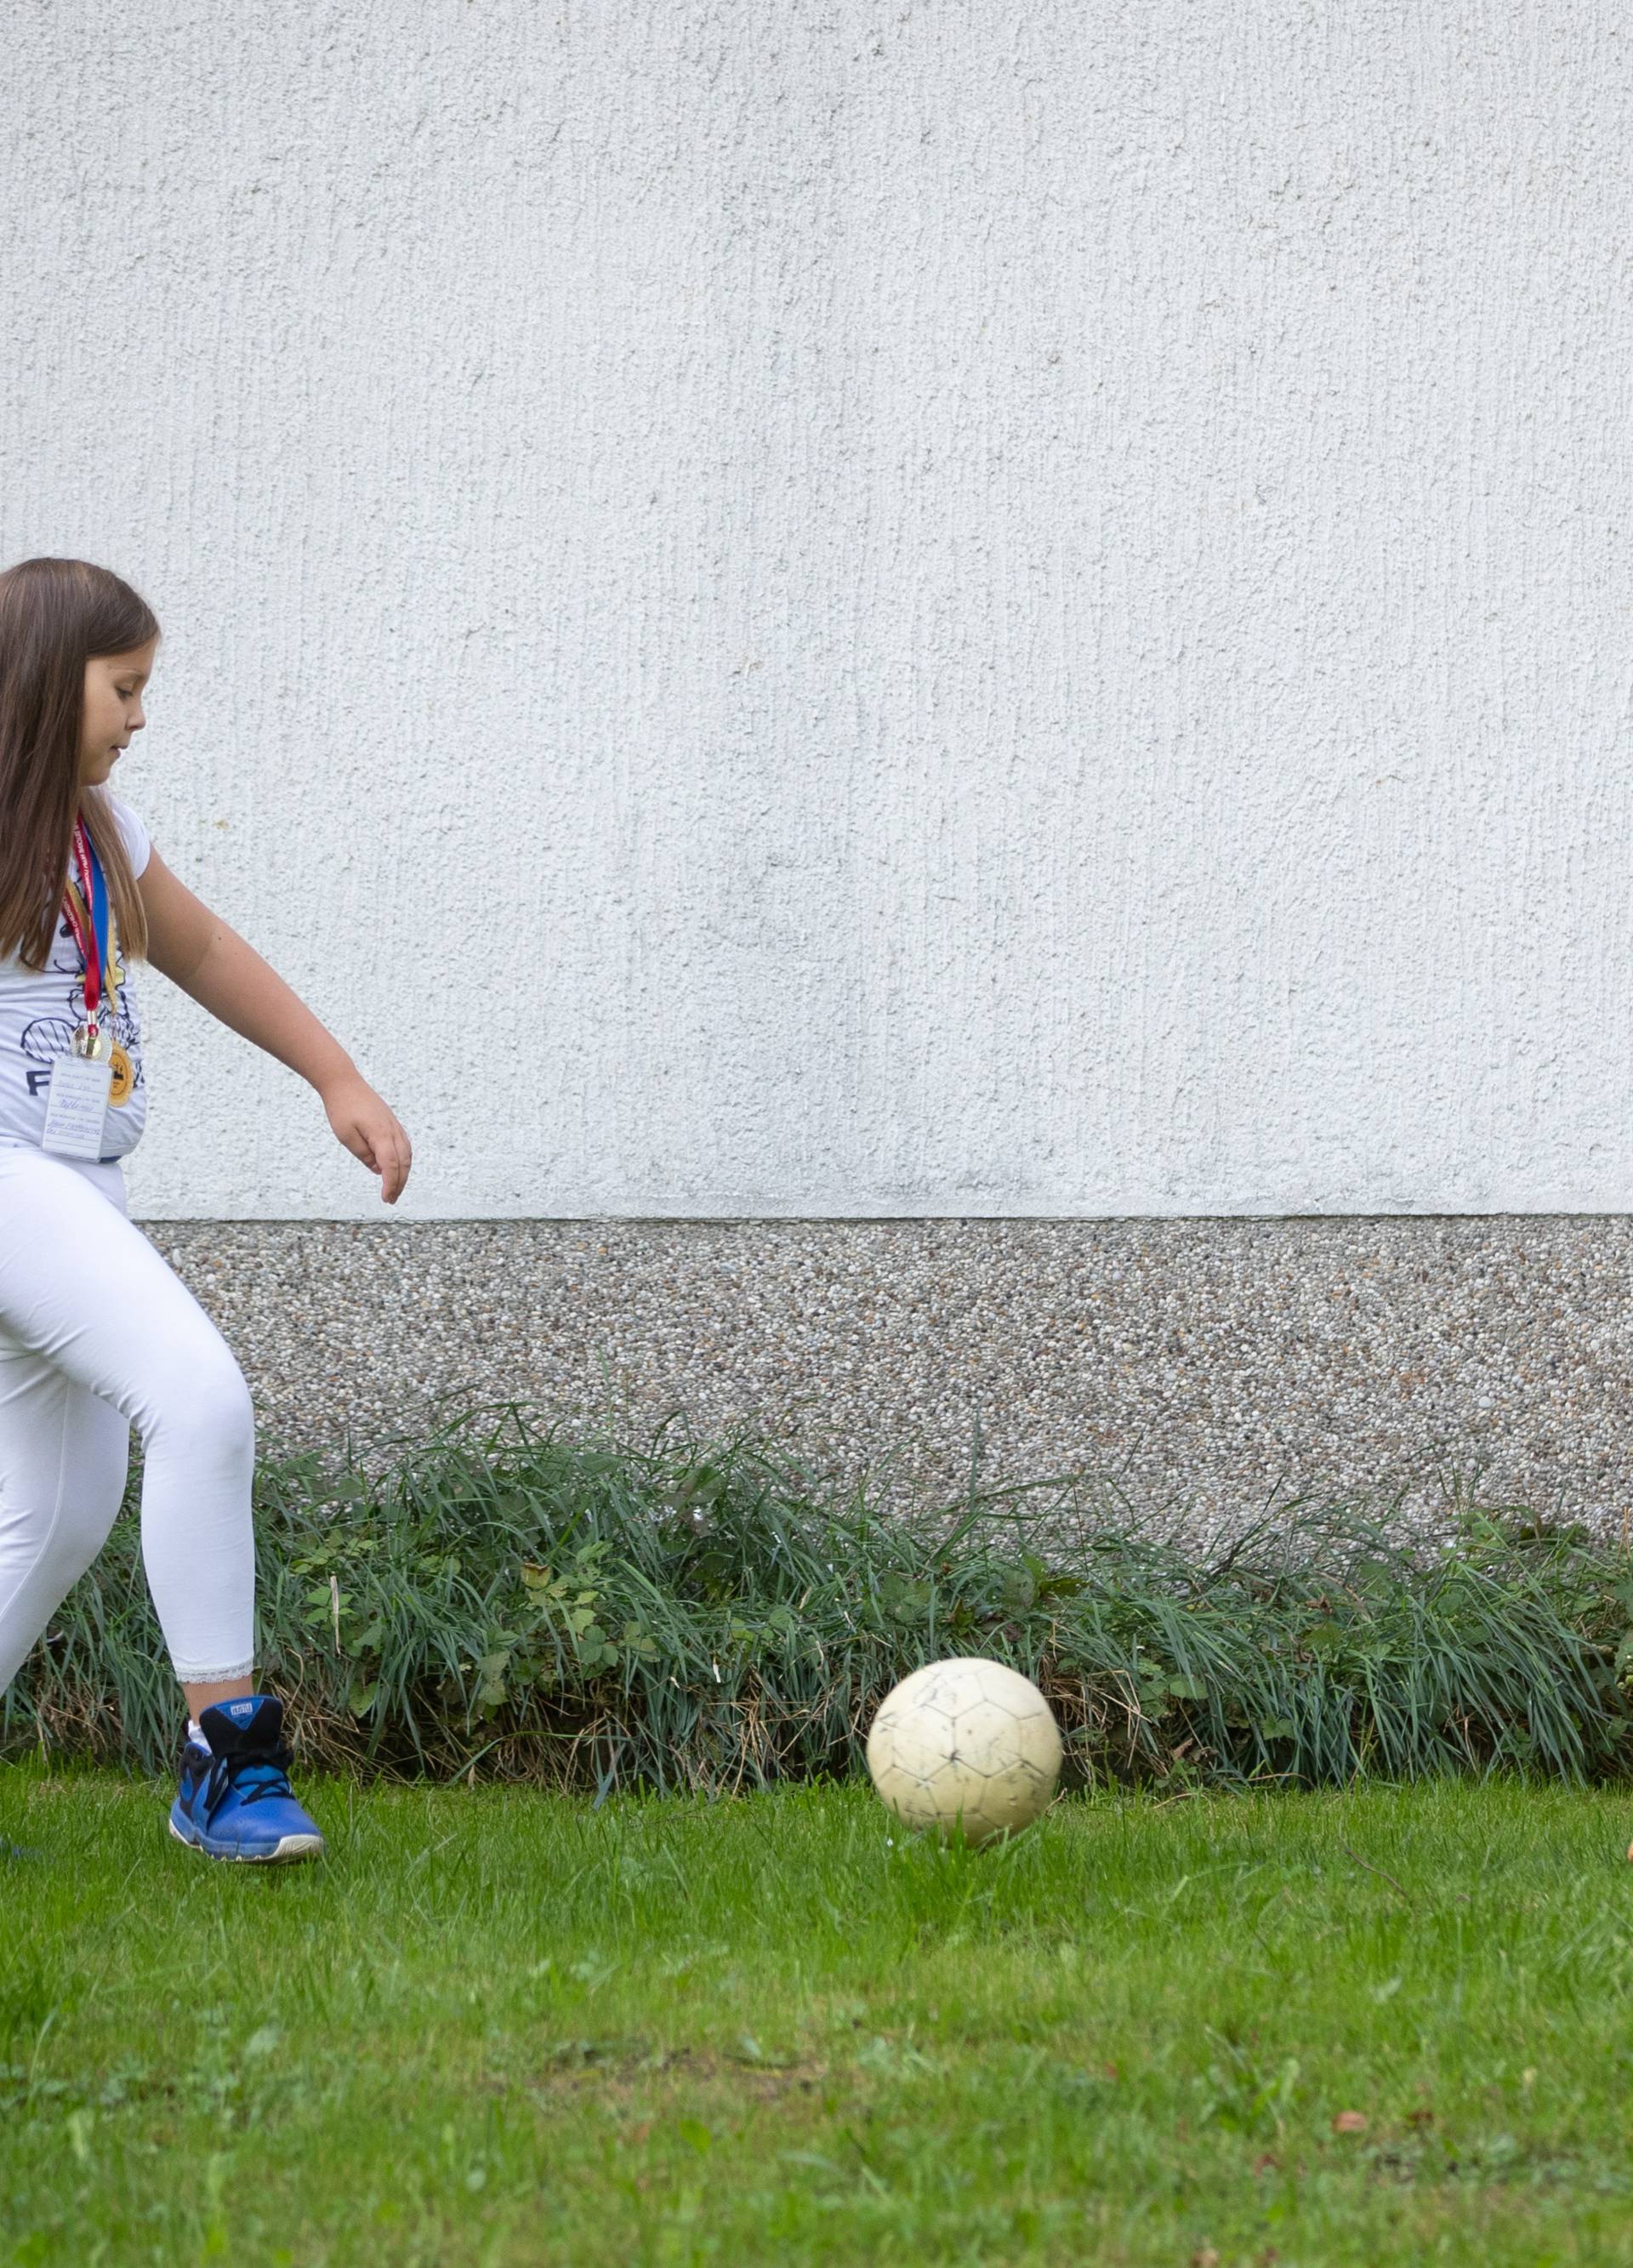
[321,1071,413,1203]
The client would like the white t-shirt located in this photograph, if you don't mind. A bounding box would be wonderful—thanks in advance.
[0,792,151,1162]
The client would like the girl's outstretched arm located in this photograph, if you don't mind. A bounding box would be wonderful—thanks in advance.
[139,847,413,1203]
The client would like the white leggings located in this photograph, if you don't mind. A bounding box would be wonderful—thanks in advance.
[0,1143,255,1695]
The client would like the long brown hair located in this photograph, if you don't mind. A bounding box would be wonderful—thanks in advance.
[0,557,157,971]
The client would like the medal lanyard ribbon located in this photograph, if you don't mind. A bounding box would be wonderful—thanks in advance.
[61,819,112,1034]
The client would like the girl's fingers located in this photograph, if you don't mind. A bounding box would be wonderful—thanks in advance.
[373,1117,412,1202]
[329,1089,412,1201]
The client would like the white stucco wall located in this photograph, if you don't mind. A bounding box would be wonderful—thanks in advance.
[3,3,1630,1220]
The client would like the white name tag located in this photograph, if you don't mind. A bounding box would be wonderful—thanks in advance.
[41,1052,113,1159]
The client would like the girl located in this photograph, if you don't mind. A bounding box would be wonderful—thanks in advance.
[0,557,412,1863]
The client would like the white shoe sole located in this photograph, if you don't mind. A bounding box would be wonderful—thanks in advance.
[168,1819,324,1864]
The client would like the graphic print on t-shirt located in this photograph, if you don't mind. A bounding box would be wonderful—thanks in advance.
[20,909,145,1101]
[0,794,150,1159]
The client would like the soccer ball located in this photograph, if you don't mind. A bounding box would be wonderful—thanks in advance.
[865,1657,1063,1847]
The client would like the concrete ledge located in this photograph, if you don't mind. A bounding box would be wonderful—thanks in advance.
[138,1217,1633,1527]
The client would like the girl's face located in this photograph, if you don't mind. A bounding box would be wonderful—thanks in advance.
[78,639,157,788]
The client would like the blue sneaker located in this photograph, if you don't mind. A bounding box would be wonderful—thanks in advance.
[168,1695,324,1864]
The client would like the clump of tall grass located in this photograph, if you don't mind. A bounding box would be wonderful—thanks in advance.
[6,1405,1632,1792]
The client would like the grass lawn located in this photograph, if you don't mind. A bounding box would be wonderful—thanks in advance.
[5,1771,1633,2265]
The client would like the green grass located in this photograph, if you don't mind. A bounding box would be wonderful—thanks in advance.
[6,1771,1633,2264]
[9,1407,1633,1792]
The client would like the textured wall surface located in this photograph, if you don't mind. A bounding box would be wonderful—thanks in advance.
[3,5,1631,1220]
[156,1216,1633,1528]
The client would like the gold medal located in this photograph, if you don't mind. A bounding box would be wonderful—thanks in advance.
[65,823,135,1106]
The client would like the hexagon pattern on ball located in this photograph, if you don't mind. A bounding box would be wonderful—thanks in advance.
[865,1657,1063,1848]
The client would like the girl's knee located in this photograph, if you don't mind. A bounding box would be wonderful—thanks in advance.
[189,1350,255,1449]
[149,1340,255,1460]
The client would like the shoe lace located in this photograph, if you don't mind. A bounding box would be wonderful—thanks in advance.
[202,1742,296,1819]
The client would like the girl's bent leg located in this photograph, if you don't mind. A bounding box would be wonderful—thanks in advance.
[0,1148,255,1687]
